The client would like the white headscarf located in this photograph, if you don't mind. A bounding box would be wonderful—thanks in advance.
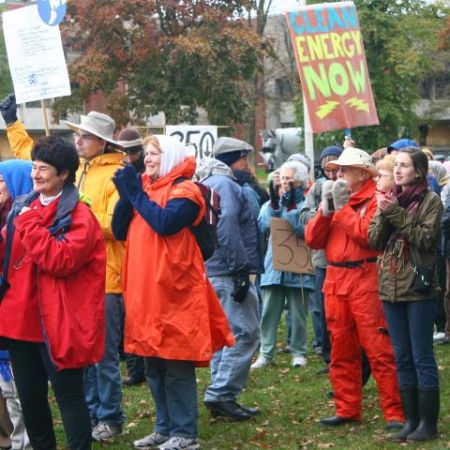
[152,135,195,178]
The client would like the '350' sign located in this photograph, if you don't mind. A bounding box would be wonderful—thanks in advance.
[166,125,217,160]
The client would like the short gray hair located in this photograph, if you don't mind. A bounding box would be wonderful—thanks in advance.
[280,161,309,189]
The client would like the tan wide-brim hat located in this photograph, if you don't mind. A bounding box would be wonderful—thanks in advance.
[326,147,378,177]
[63,111,124,148]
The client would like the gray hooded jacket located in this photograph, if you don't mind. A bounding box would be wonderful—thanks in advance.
[197,158,263,276]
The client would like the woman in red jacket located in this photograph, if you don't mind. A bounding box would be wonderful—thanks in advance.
[112,135,234,450]
[0,137,106,450]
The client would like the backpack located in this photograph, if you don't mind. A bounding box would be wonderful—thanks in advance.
[173,178,220,260]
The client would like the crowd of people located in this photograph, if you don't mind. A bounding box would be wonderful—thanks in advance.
[0,92,446,449]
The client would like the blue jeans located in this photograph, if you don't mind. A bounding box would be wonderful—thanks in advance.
[204,276,259,402]
[308,286,322,349]
[316,267,330,364]
[383,300,439,389]
[84,294,125,427]
[144,358,197,438]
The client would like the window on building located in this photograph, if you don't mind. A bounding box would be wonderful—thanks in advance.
[275,77,293,101]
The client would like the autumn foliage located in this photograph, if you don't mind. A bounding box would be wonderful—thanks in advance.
[54,0,271,128]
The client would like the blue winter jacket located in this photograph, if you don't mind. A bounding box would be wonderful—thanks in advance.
[258,191,314,289]
[202,173,263,276]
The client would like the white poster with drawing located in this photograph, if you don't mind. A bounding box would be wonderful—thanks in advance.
[3,4,71,104]
[166,125,217,160]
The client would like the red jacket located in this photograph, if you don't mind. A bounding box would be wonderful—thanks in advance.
[0,194,106,370]
[123,157,234,366]
[305,179,379,263]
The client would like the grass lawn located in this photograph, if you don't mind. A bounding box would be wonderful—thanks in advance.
[52,326,450,449]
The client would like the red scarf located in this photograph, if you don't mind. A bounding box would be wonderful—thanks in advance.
[391,178,428,212]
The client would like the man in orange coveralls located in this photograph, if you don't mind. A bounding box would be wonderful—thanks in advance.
[305,148,403,429]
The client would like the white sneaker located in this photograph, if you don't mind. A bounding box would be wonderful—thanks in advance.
[251,355,272,369]
[92,422,122,441]
[134,432,169,449]
[158,436,200,450]
[433,332,445,343]
[292,356,307,367]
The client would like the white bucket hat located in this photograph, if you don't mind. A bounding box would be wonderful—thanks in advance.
[63,111,123,148]
[326,147,378,177]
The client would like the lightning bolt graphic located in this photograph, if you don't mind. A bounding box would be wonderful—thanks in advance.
[346,97,369,112]
[316,101,340,119]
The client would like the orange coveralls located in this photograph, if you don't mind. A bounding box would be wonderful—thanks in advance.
[305,179,403,422]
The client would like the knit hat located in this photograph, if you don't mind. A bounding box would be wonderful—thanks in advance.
[320,146,343,161]
[117,128,144,154]
[213,137,253,167]
[387,138,418,154]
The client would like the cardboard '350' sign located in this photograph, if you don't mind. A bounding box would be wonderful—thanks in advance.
[270,218,314,274]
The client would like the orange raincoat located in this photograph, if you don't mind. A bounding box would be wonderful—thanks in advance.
[123,157,234,366]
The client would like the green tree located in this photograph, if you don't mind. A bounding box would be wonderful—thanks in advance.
[54,0,271,129]
[293,0,449,152]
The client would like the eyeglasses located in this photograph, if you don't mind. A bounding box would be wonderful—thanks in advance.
[73,132,98,141]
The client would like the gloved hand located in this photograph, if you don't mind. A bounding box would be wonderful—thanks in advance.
[269,179,280,210]
[0,93,17,126]
[281,182,301,210]
[232,270,250,303]
[114,164,142,201]
[321,180,335,216]
[112,168,131,201]
[332,179,350,210]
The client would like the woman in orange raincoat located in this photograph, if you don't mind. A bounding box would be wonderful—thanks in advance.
[112,135,234,450]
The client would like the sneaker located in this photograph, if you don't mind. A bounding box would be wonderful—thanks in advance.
[291,356,307,367]
[157,436,200,450]
[134,432,169,449]
[92,422,122,441]
[251,355,272,369]
[433,331,445,343]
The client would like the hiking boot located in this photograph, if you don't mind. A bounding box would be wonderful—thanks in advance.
[291,356,307,367]
[92,422,122,441]
[157,436,200,449]
[251,355,272,369]
[134,432,169,449]
[204,400,253,421]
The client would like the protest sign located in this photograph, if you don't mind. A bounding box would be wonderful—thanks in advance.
[285,2,378,133]
[166,125,217,160]
[3,4,71,104]
[271,217,314,274]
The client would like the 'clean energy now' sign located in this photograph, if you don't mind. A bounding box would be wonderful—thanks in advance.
[285,2,378,133]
